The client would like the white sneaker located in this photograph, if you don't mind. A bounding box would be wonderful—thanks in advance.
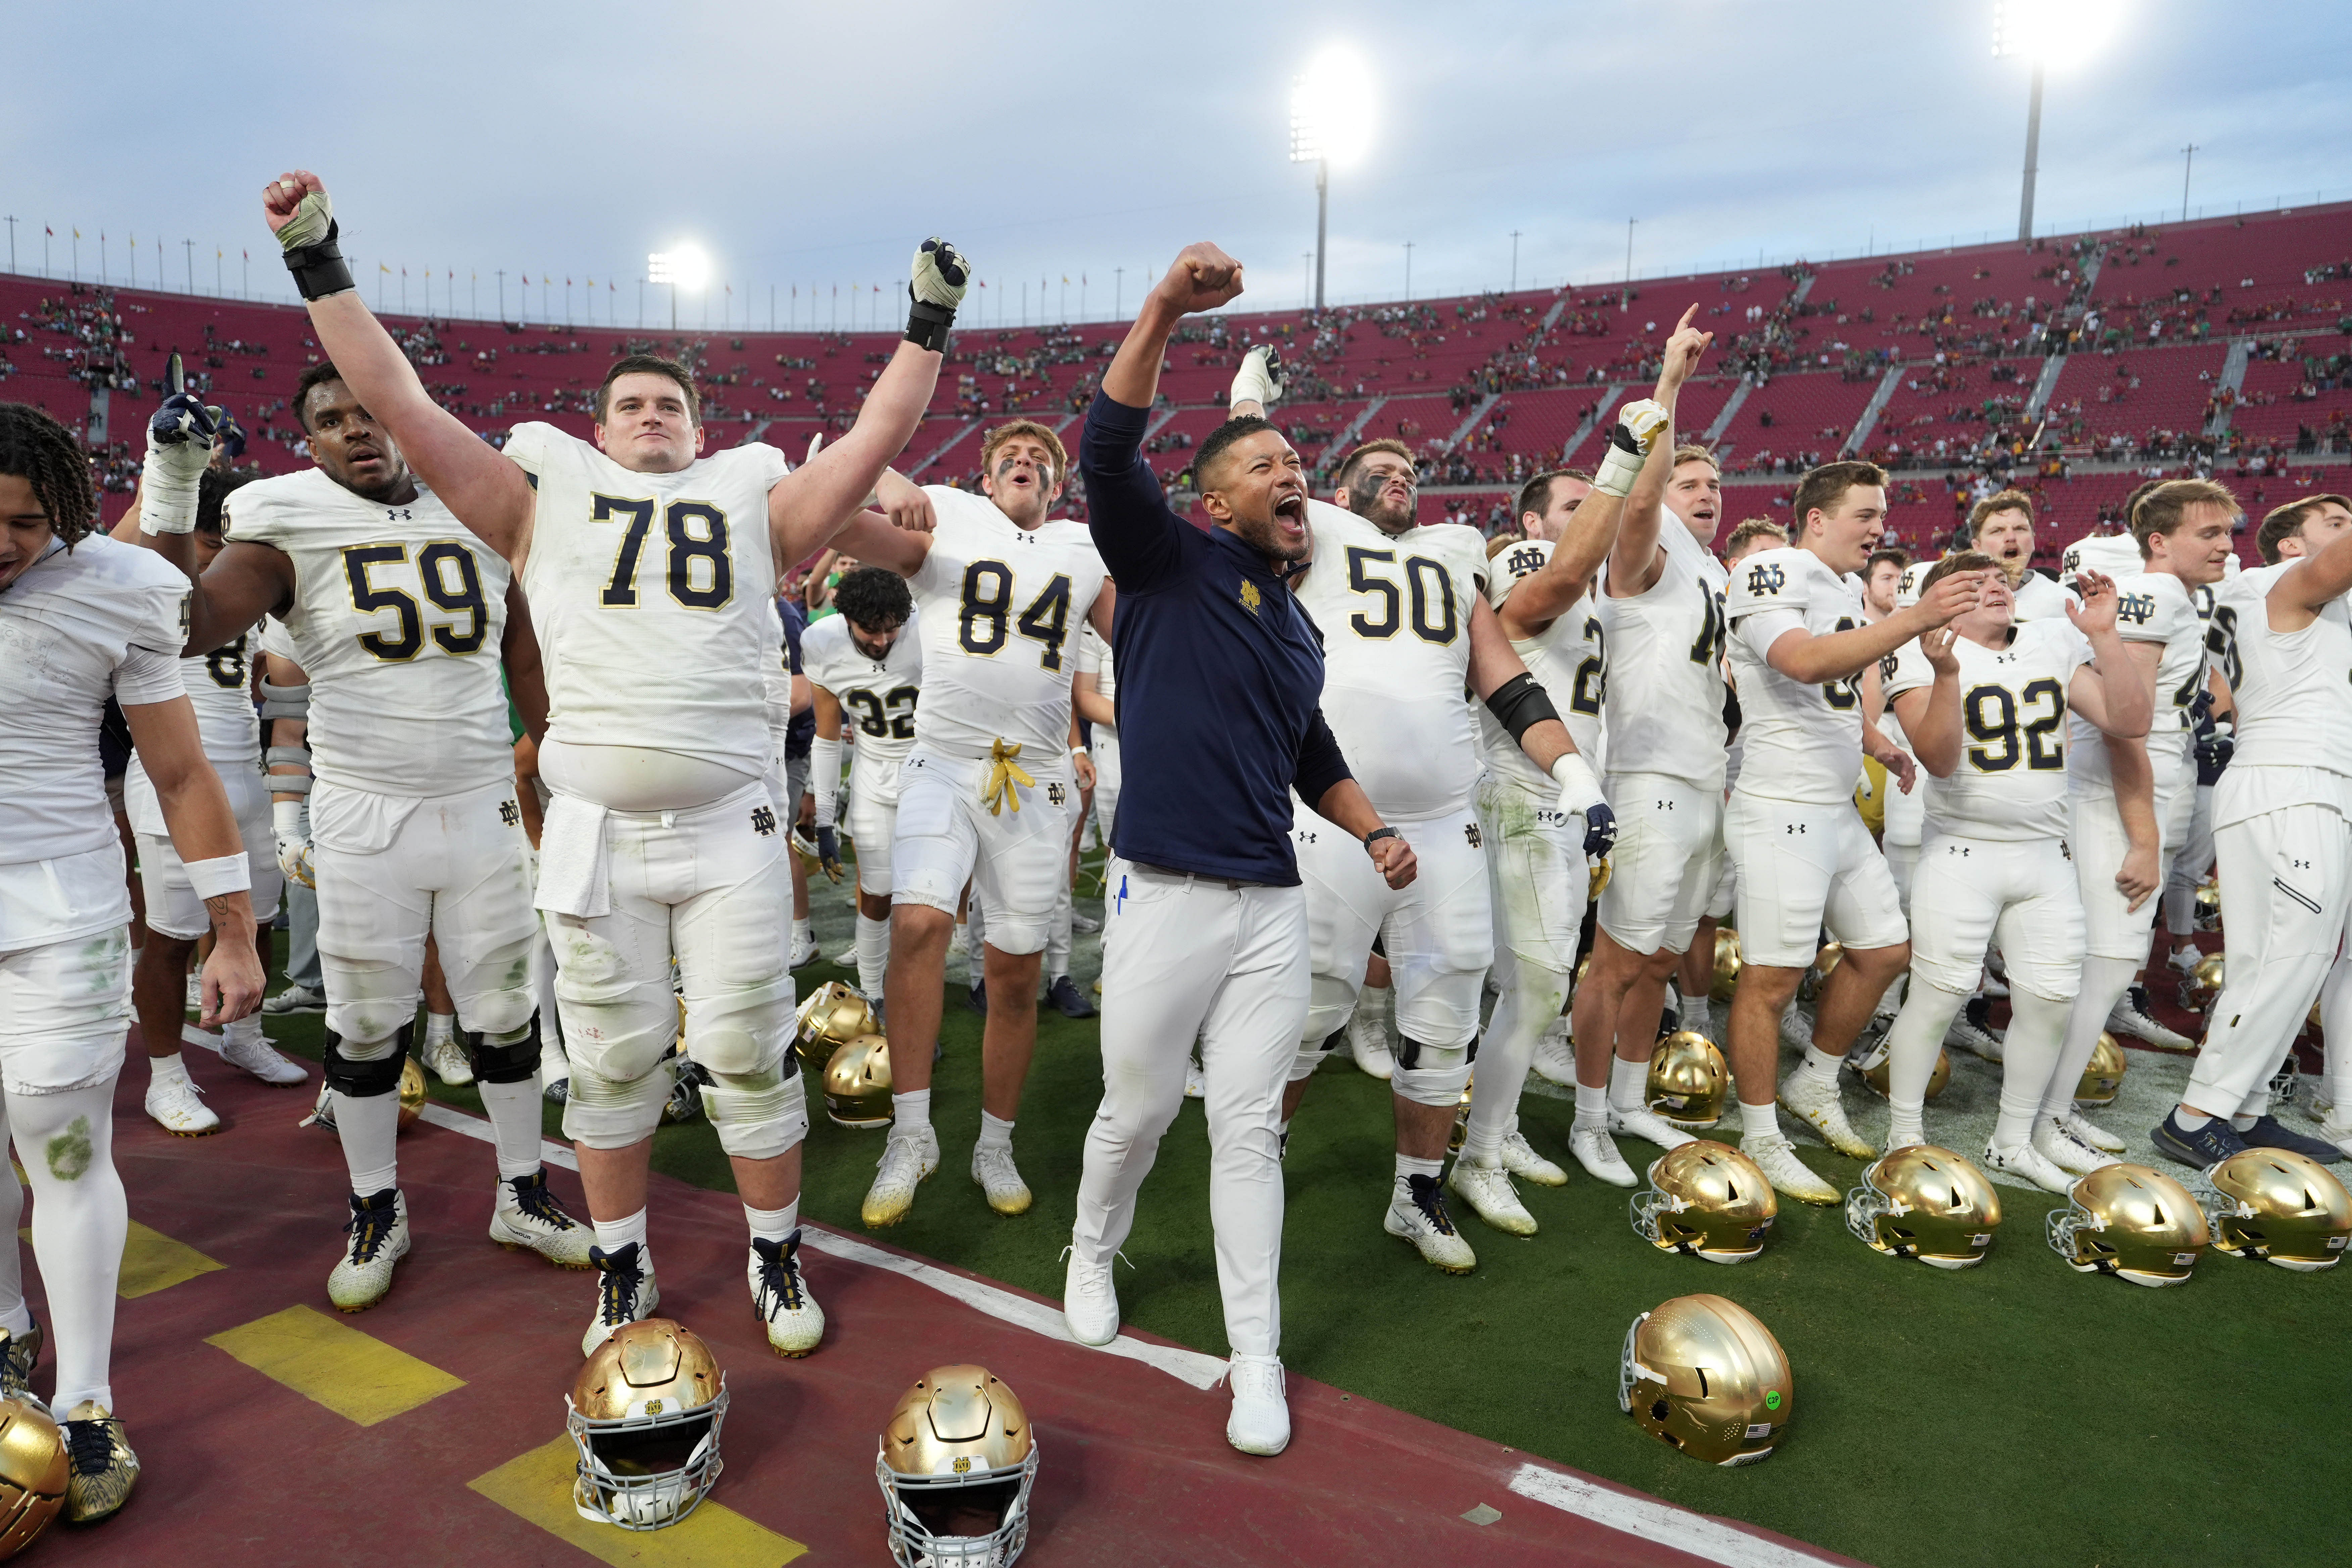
[2320,1119,2352,1161]
[1184,1056,1206,1100]
[1346,1006,1394,1081]
[1500,1128,1568,1186]
[1061,1246,1120,1346]
[1982,1140,2077,1195]
[971,1144,1033,1216]
[1225,1354,1290,1456]
[749,1233,825,1358]
[1383,1174,1478,1274]
[1448,1159,1536,1236]
[221,1021,307,1085]
[1741,1133,1841,1206]
[1778,1070,1876,1159]
[1568,1124,1637,1188]
[1607,1103,1695,1153]
[144,1073,220,1137]
[861,1125,940,1228]
[328,1189,410,1312]
[789,930,821,969]
[2055,1109,2126,1153]
[581,1241,658,1356]
[1888,1119,1927,1153]
[1944,1000,2005,1063]
[489,1172,594,1268]
[2033,1119,2119,1178]
[422,1032,473,1086]
[1530,1018,1576,1087]
[2108,986,2193,1051]
[2166,943,2203,975]
[1778,1001,1816,1052]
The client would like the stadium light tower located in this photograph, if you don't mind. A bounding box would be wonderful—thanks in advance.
[1291,48,1373,312]
[1993,1,2123,242]
[647,244,710,332]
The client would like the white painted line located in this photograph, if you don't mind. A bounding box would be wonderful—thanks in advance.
[413,1101,1227,1390]
[1508,1463,1836,1567]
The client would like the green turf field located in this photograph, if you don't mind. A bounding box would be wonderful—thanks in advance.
[240,868,2352,1568]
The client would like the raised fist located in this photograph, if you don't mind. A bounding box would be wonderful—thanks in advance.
[1153,243,1245,316]
[263,172,333,248]
[910,239,971,311]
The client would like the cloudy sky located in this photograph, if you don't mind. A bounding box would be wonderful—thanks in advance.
[5,1,2345,328]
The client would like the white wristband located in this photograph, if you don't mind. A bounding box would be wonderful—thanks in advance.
[1071,745,1089,756]
[184,853,252,901]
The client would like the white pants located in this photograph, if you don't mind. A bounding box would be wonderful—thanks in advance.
[133,764,280,940]
[1907,833,2085,1001]
[1091,730,1123,848]
[1724,792,1908,967]
[1467,778,1584,1152]
[1598,772,1722,957]
[2185,804,2352,1115]
[845,777,901,901]
[1073,863,1306,1358]
[2072,776,2188,961]
[891,746,1076,956]
[2164,782,2217,937]
[1293,803,1491,1052]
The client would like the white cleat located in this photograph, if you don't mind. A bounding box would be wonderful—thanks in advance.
[489,1171,594,1268]
[1383,1174,1478,1274]
[581,1241,659,1356]
[1500,1128,1569,1186]
[1183,1056,1206,1100]
[2034,1119,2120,1178]
[2055,1109,2126,1153]
[2320,1120,2352,1161]
[1061,1246,1120,1346]
[1607,1104,1696,1154]
[221,1020,308,1085]
[971,1144,1033,1216]
[861,1125,940,1228]
[1983,1140,2078,1195]
[328,1189,410,1313]
[1225,1354,1290,1457]
[1944,1000,2005,1063]
[2166,943,2204,975]
[144,1073,220,1137]
[789,930,821,970]
[1778,1001,1816,1052]
[421,1033,473,1086]
[1448,1159,1537,1236]
[1530,1019,1576,1087]
[1741,1133,1841,1206]
[1346,1007,1395,1081]
[749,1232,825,1358]
[1569,1124,1638,1188]
[2108,986,2193,1051]
[1778,1070,1877,1160]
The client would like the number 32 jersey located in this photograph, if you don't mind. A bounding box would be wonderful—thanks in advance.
[906,485,1107,761]
[1723,545,1869,806]
[227,467,512,797]
[802,607,925,802]
[1883,620,2091,841]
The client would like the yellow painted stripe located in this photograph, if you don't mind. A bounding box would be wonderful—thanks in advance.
[470,1436,806,1567]
[205,1304,464,1426]
[19,1221,226,1300]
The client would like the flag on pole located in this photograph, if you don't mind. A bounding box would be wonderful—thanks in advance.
[380,262,391,274]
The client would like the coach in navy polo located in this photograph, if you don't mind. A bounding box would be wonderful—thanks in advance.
[1061,243,1416,1460]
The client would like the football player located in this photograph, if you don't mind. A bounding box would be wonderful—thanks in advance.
[1719,460,1993,1203]
[0,400,267,1524]
[844,421,1113,1227]
[1878,551,2151,1187]
[259,170,965,1357]
[134,356,591,1310]
[1860,546,1908,622]
[804,566,923,1006]
[2155,493,2352,1167]
[1073,622,1119,847]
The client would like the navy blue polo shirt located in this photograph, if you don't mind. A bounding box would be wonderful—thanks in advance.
[1079,391,1351,885]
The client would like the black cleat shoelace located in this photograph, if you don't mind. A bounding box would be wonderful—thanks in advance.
[344,1191,399,1263]
[508,1172,578,1230]
[1405,1174,1460,1235]
[63,1417,114,1475]
[589,1243,645,1325]
[752,1232,807,1314]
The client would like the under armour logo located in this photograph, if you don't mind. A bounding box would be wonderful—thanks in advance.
[1785,823,1807,835]
[750,805,777,836]
[386,507,413,521]
[498,799,520,827]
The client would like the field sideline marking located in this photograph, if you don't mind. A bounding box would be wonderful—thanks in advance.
[1508,1464,1835,1567]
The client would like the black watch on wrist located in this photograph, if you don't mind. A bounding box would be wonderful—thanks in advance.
[1364,827,1400,848]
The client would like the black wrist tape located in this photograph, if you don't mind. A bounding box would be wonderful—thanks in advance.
[904,299,955,353]
[283,218,355,301]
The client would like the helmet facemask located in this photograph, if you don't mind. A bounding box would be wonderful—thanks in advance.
[567,1383,728,1530]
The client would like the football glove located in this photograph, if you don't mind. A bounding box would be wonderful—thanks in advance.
[814,826,845,884]
[1230,346,1284,412]
[274,182,354,301]
[272,800,316,890]
[1593,396,1670,499]
[2196,720,2234,773]
[905,238,970,351]
[1550,752,1617,856]
[142,352,222,534]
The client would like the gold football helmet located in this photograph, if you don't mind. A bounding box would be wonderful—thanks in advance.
[2178,952,2224,1014]
[824,1034,895,1130]
[2074,1032,2126,1107]
[1853,1036,1951,1100]
[1845,1145,2002,1269]
[1618,1294,1792,1466]
[1630,1141,1777,1264]
[0,1399,65,1560]
[877,1365,1038,1568]
[1709,928,1741,1003]
[2194,878,2221,932]
[1646,1031,1729,1130]
[398,1056,427,1131]
[2047,1163,2210,1287]
[1799,941,1842,1004]
[796,982,876,1075]
[568,1319,728,1530]
[2201,1148,2352,1272]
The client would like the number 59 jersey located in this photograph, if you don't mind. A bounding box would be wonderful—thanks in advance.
[1293,500,1490,819]
[802,606,925,803]
[226,467,512,797]
[1883,620,2092,841]
[1722,546,1870,805]
[905,485,1107,762]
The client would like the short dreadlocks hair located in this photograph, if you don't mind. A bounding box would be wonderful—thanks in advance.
[830,565,914,632]
[0,402,99,547]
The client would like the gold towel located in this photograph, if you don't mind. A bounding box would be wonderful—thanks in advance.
[981,738,1035,817]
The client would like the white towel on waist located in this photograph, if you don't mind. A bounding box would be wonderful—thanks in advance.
[534,793,611,918]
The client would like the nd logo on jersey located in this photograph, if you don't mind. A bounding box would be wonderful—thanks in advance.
[1745,561,1786,596]
[1504,545,1546,580]
[2117,592,2156,626]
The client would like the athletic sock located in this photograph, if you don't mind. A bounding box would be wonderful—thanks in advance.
[854,913,891,999]
[1395,1153,1443,1184]
[1682,996,1712,1039]
[2043,955,2141,1121]
[1994,988,2070,1150]
[478,1077,545,1181]
[1884,981,1964,1120]
[1801,1045,1845,1087]
[1573,1083,1608,1129]
[335,1079,401,1196]
[1355,984,1392,1037]
[2172,1108,2213,1132]
[425,1011,455,1049]
[147,1051,189,1086]
[223,1014,265,1048]
[892,1089,933,1136]
[1739,1099,1781,1141]
[2231,1112,2259,1133]
[593,1209,650,1273]
[977,1110,1014,1153]
[1608,1055,1649,1113]
[745,1200,798,1244]
[0,1147,27,1337]
[792,916,813,945]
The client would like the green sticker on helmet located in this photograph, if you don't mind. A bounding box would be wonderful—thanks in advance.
[1764,1390,1781,1410]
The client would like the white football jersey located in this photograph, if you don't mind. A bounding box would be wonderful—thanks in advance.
[1884,620,2092,841]
[1480,537,1602,790]
[1724,546,1871,805]
[2059,530,2143,588]
[2211,562,2352,784]
[0,534,189,866]
[762,599,798,757]
[903,485,1107,762]
[2068,569,2204,791]
[1075,623,1116,735]
[803,605,925,801]
[1896,558,2072,624]
[1293,500,1489,818]
[124,632,263,837]
[1595,514,1730,789]
[227,467,514,798]
[505,422,785,783]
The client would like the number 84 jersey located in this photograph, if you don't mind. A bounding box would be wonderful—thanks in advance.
[1883,620,2092,841]
[225,467,513,798]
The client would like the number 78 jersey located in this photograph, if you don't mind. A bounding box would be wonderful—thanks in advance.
[905,485,1108,761]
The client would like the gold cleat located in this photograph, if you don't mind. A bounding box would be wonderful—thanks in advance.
[60,1402,137,1525]
[861,1126,940,1229]
[971,1147,1033,1216]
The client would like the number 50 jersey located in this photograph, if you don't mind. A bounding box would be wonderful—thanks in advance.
[905,485,1108,761]
[226,467,513,797]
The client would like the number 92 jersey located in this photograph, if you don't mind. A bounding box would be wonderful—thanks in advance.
[802,606,924,803]
[1883,620,2091,841]
[1293,499,1490,818]
[905,485,1107,761]
[1722,546,1869,805]
[226,467,512,797]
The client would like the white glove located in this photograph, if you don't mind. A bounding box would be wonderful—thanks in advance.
[1619,397,1671,453]
[273,799,315,890]
[909,238,972,310]
[1591,397,1671,499]
[141,352,220,534]
[1230,346,1284,412]
[1550,750,1605,817]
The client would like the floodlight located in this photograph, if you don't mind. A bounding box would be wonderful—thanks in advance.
[648,245,710,292]
[1289,49,1373,167]
[1992,0,2122,68]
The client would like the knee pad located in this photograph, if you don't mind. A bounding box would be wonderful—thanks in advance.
[325,1023,412,1098]
[560,1054,674,1150]
[1289,1027,1346,1084]
[1392,1034,1476,1107]
[465,1015,544,1086]
[552,969,680,1089]
[701,1066,809,1161]
[456,979,536,1040]
[683,974,794,1079]
[1301,974,1359,1052]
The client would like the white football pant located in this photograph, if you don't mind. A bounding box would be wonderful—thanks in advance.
[1465,778,1584,1158]
[892,747,1075,956]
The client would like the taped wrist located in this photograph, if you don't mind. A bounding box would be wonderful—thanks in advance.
[325,1023,412,1098]
[259,681,311,722]
[1593,422,1646,497]
[282,218,355,301]
[466,1016,544,1085]
[185,853,251,901]
[1484,672,1561,743]
[904,298,955,354]
[810,736,842,829]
